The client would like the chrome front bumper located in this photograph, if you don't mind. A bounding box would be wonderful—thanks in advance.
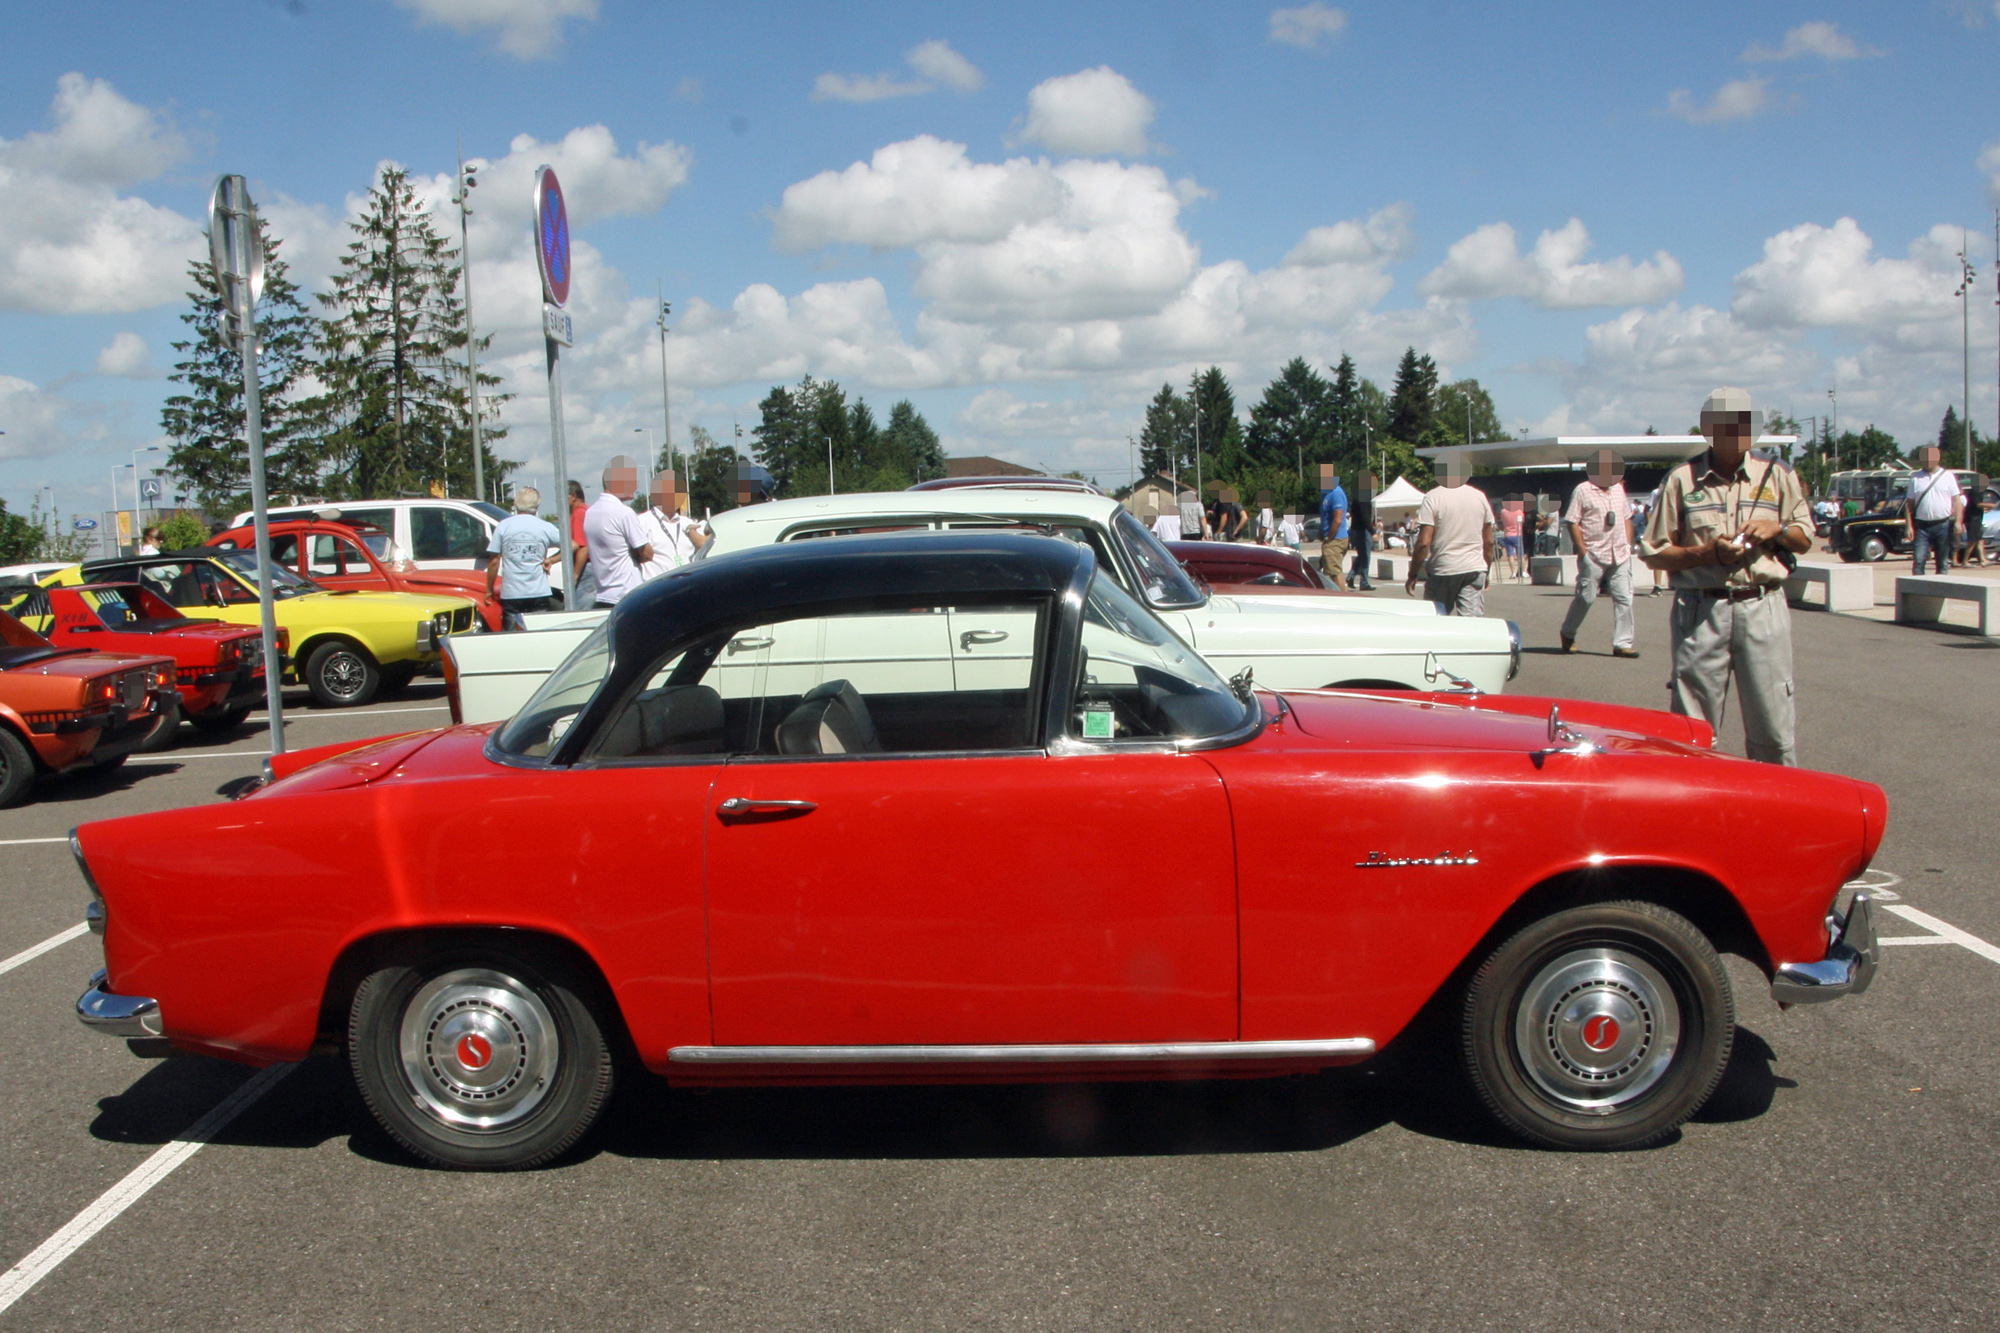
[1771,893,1879,1005]
[76,969,162,1038]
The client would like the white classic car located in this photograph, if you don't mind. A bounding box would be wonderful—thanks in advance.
[445,489,1520,725]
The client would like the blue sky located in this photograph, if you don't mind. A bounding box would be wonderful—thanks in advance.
[7,0,2000,515]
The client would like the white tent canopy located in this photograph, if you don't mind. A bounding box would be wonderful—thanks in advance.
[1371,475,1428,514]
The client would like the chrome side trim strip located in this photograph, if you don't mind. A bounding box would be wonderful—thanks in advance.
[668,1037,1375,1065]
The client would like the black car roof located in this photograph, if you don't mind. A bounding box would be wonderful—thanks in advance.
[610,529,1086,657]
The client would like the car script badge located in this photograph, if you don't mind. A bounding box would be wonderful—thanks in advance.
[1355,850,1479,868]
[1582,1014,1620,1051]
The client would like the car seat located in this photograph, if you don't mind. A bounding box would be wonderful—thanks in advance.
[597,684,726,757]
[775,679,882,756]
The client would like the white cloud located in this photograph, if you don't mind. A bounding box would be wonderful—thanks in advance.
[94,332,154,378]
[1742,21,1880,62]
[1730,218,1969,345]
[1418,218,1683,308]
[1665,77,1771,125]
[905,40,984,93]
[0,375,78,460]
[1268,3,1348,52]
[812,72,932,103]
[1283,202,1416,266]
[773,136,1063,251]
[0,74,202,314]
[391,0,598,59]
[1977,140,2000,202]
[674,77,704,104]
[1013,67,1155,157]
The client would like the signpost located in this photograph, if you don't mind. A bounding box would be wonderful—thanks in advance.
[209,174,286,754]
[138,477,162,502]
[534,165,576,606]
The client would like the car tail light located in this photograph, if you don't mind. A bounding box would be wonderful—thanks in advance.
[217,640,241,668]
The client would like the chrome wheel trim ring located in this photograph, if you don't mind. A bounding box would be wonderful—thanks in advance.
[398,968,560,1132]
[1514,947,1681,1115]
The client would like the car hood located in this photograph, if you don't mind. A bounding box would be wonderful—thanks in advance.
[288,589,473,617]
[1274,688,1712,754]
[1208,590,1439,617]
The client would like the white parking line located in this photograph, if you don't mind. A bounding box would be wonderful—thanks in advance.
[1883,904,2000,967]
[144,750,271,761]
[1880,935,1954,946]
[0,1062,293,1315]
[0,837,68,848]
[0,924,87,979]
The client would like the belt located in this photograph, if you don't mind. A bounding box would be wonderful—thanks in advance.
[1697,584,1775,601]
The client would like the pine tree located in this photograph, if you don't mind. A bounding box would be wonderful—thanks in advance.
[1386,347,1439,447]
[1326,354,1362,457]
[314,166,509,502]
[1244,357,1329,477]
[881,401,946,482]
[160,220,323,515]
[1190,367,1246,479]
[1137,383,1191,480]
[752,383,807,496]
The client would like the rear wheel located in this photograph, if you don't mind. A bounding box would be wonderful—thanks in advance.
[0,726,34,808]
[189,704,254,734]
[305,640,379,708]
[348,951,614,1170]
[136,699,180,753]
[1462,900,1732,1151]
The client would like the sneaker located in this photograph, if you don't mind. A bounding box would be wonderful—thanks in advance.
[1613,646,1641,659]
[1560,635,1576,653]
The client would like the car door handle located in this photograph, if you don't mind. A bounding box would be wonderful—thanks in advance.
[959,630,1008,650]
[718,797,817,818]
[727,635,775,655]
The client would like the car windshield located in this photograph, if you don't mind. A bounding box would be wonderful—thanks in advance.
[494,620,614,759]
[1112,509,1205,609]
[211,550,323,597]
[1075,569,1249,743]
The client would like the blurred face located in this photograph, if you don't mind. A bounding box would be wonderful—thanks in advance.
[1587,449,1625,488]
[1917,447,1942,470]
[649,473,677,511]
[1441,458,1467,488]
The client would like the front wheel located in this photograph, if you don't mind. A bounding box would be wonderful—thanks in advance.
[1859,535,1887,562]
[348,952,614,1170]
[1462,900,1733,1151]
[304,640,380,708]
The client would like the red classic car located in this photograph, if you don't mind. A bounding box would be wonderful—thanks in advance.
[208,518,504,631]
[0,609,175,806]
[72,533,1882,1169]
[1167,540,1356,596]
[38,583,267,743]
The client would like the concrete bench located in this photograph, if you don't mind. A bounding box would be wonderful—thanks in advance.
[1530,554,1576,586]
[1895,575,1998,636]
[1374,552,1412,583]
[1785,560,1875,613]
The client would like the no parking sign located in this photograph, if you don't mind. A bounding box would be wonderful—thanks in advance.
[533,166,570,308]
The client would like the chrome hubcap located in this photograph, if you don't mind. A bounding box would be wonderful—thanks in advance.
[398,969,559,1131]
[321,653,366,700]
[1515,947,1680,1114]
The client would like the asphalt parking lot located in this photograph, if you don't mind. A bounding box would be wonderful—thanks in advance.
[2,594,1997,1331]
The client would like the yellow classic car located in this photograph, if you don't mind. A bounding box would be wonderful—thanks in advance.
[12,551,479,709]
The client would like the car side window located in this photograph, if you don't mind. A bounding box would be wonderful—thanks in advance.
[413,507,485,561]
[334,535,373,574]
[589,599,1048,763]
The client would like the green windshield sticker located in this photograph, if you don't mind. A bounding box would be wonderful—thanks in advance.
[1082,707,1114,739]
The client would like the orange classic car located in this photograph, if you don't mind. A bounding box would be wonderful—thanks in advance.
[0,608,175,806]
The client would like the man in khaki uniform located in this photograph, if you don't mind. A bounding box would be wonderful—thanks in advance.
[1639,387,1813,765]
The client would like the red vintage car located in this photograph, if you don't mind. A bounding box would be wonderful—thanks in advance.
[208,518,504,631]
[0,609,175,806]
[1167,540,1357,596]
[38,583,268,742]
[72,533,1882,1169]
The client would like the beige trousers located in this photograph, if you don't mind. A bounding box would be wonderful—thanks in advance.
[1667,587,1796,766]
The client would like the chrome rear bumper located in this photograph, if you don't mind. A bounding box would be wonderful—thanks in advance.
[76,969,162,1038]
[1771,893,1879,1005]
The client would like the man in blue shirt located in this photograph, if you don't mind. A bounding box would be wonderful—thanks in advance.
[1318,465,1350,589]
[485,487,563,629]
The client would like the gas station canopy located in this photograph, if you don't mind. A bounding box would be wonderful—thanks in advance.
[1416,434,1798,472]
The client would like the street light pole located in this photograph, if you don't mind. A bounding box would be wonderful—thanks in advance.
[1957,232,1977,471]
[1827,387,1837,474]
[451,145,484,503]
[656,291,674,482]
[130,445,159,533]
[825,435,835,495]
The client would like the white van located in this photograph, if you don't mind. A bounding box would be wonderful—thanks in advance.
[229,498,510,571]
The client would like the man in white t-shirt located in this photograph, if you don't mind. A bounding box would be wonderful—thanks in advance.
[1905,446,1963,576]
[637,470,709,580]
[1405,461,1496,616]
[582,456,653,608]
[1147,493,1183,544]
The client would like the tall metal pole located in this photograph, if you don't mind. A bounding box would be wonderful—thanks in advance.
[454,145,484,504]
[1958,231,1976,471]
[547,338,572,602]
[825,436,835,495]
[212,176,285,755]
[656,289,674,480]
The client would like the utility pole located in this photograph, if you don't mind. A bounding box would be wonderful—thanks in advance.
[1827,387,1837,473]
[656,288,674,484]
[1957,230,1977,471]
[452,144,484,503]
[826,435,835,495]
